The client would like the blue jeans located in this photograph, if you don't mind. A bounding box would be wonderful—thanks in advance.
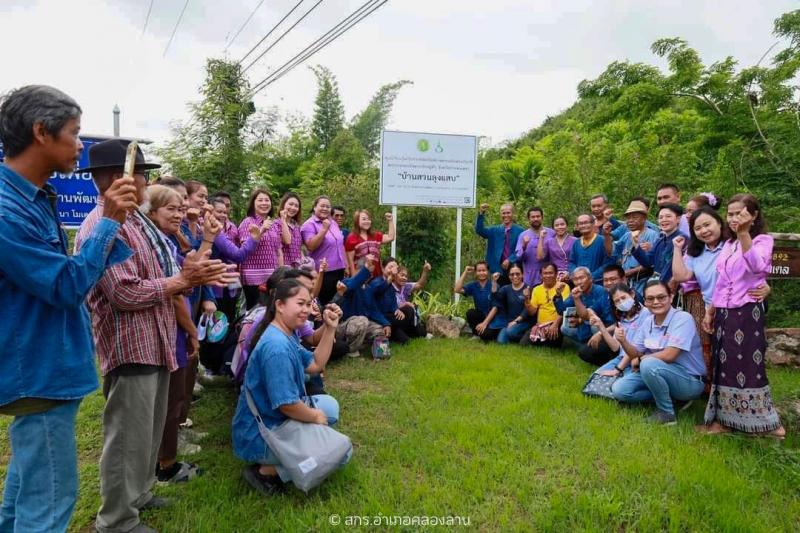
[497,322,531,345]
[257,394,352,482]
[0,399,82,533]
[611,358,704,415]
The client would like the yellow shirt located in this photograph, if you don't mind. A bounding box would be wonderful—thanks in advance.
[530,284,570,324]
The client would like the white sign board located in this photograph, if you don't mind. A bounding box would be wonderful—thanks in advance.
[380,130,477,208]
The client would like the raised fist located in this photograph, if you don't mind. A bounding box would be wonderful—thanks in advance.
[672,236,686,249]
[480,203,489,214]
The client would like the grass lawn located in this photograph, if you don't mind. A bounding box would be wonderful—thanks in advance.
[2,339,800,532]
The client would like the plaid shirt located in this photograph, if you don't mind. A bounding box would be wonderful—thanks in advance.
[76,204,177,375]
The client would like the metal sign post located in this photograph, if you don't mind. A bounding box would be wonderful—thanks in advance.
[455,207,463,302]
[391,205,398,258]
[379,130,477,305]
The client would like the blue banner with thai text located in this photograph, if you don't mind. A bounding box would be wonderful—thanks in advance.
[0,137,102,227]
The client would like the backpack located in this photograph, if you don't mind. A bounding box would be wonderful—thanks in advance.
[371,336,391,360]
[231,306,266,384]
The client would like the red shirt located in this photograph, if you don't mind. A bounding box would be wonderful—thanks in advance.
[345,231,384,277]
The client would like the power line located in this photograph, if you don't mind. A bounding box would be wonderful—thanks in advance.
[141,0,155,36]
[250,0,387,96]
[224,0,266,52]
[163,0,191,57]
[239,0,305,64]
[249,0,381,93]
[241,0,325,74]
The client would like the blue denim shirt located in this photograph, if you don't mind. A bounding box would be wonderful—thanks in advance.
[232,324,313,462]
[0,164,132,407]
[474,214,524,274]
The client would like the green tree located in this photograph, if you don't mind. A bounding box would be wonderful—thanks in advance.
[310,65,345,151]
[157,59,255,212]
[350,80,413,159]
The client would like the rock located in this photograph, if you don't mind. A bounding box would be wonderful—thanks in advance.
[426,314,460,339]
[766,328,800,367]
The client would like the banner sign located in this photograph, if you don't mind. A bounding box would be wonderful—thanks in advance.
[1,137,105,228]
[769,246,800,279]
[380,130,477,208]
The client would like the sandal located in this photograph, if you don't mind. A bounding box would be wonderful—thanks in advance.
[695,422,732,435]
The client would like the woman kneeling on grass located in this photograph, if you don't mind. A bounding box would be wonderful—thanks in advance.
[610,280,706,425]
[232,278,350,495]
[586,282,651,377]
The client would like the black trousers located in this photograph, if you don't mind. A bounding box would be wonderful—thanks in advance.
[466,308,500,341]
[577,337,617,366]
[318,269,346,306]
[384,311,417,344]
[519,327,564,348]
[243,285,262,310]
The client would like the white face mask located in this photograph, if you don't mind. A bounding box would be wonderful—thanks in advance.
[616,297,635,313]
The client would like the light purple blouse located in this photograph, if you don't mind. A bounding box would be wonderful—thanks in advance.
[712,234,773,309]
[300,216,347,271]
[540,235,577,273]
[514,227,555,286]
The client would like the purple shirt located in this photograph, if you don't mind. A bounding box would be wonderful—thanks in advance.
[224,220,239,246]
[515,227,555,286]
[540,234,577,274]
[300,216,347,272]
[238,216,283,285]
[712,235,773,309]
[295,320,315,341]
[393,282,416,306]
[282,222,303,268]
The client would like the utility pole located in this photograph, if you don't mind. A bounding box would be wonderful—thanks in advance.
[113,104,120,136]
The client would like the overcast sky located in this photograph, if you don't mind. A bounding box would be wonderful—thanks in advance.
[1,0,796,147]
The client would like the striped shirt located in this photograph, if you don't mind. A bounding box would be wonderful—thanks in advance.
[224,220,240,246]
[238,215,283,285]
[282,222,303,268]
[76,204,177,375]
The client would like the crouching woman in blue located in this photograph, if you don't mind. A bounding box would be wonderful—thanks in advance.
[611,280,706,425]
[232,278,351,495]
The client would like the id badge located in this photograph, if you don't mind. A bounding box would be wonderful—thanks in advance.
[644,336,663,351]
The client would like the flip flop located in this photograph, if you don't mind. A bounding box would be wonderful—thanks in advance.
[695,423,733,435]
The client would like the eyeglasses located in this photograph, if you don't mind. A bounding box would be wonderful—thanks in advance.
[644,294,670,304]
[509,272,522,277]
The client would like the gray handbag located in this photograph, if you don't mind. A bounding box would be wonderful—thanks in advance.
[244,388,352,493]
[581,373,618,400]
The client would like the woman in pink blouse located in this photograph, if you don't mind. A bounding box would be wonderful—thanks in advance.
[238,188,283,309]
[698,194,784,439]
[277,192,303,268]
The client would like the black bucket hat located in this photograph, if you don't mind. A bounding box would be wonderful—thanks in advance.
[77,138,161,174]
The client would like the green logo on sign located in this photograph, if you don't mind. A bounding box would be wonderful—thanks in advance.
[417,139,430,152]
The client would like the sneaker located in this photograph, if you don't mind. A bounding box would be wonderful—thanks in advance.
[179,417,193,429]
[676,399,694,412]
[346,351,361,358]
[425,333,434,340]
[646,410,677,426]
[193,382,204,395]
[118,524,158,533]
[138,496,173,510]
[157,462,202,484]
[241,464,285,496]
[199,369,229,386]
[469,335,480,341]
[179,427,208,443]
